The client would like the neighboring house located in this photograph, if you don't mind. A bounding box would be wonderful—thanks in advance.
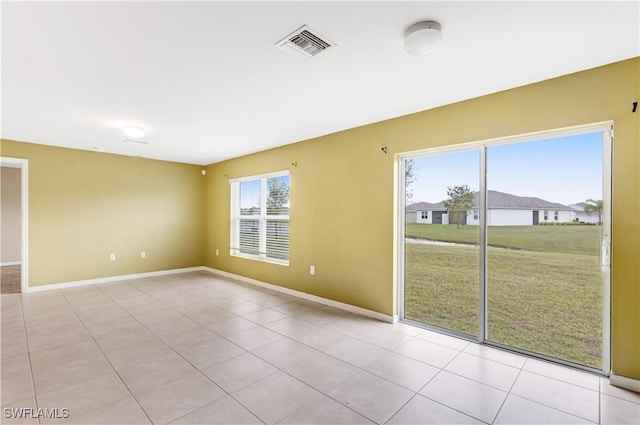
[407,190,576,226]
[569,202,601,224]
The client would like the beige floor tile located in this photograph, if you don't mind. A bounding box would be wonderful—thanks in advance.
[135,372,225,425]
[144,315,202,338]
[387,394,483,424]
[511,371,599,422]
[93,324,156,352]
[494,394,594,424]
[173,336,245,369]
[462,342,526,368]
[416,330,472,350]
[327,370,413,424]
[283,350,359,392]
[354,327,414,351]
[118,352,198,395]
[324,338,389,368]
[202,315,258,336]
[523,358,600,391]
[169,396,262,424]
[159,326,219,350]
[444,352,520,391]
[1,397,39,425]
[1,354,34,406]
[98,283,144,300]
[221,301,265,315]
[24,313,83,335]
[252,338,317,369]
[394,338,460,368]
[27,326,93,353]
[227,326,283,351]
[37,372,131,423]
[419,370,507,423]
[601,393,640,425]
[32,352,114,395]
[133,308,184,326]
[232,371,321,425]
[80,315,139,335]
[242,308,289,325]
[1,330,28,359]
[29,340,101,370]
[65,396,151,425]
[267,318,348,351]
[202,352,277,393]
[365,352,439,392]
[279,395,374,424]
[104,337,177,370]
[1,293,22,310]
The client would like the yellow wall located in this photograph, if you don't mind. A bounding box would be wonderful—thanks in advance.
[0,58,637,380]
[204,58,640,380]
[0,140,206,286]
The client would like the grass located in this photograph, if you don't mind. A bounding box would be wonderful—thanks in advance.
[405,223,601,255]
[404,224,603,368]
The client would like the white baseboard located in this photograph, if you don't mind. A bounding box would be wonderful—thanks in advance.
[1,261,21,267]
[21,265,394,324]
[203,267,394,323]
[25,267,206,293]
[610,372,640,393]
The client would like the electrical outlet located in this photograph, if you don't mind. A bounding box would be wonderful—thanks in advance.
[109,253,116,261]
[141,251,146,259]
[310,265,315,275]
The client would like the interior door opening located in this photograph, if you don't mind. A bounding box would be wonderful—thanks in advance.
[399,124,612,373]
[0,157,29,294]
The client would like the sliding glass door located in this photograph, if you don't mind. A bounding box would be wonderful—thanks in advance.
[400,125,611,372]
[403,150,480,337]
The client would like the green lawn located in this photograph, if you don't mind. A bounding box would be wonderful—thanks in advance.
[404,224,603,368]
[405,223,601,255]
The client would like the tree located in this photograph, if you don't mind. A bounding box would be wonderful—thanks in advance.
[405,159,417,204]
[266,177,290,214]
[583,198,603,225]
[444,185,474,229]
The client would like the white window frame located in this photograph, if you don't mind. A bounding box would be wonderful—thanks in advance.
[421,211,428,219]
[230,170,290,266]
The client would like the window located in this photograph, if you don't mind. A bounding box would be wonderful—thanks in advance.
[543,210,549,220]
[421,211,428,219]
[473,209,479,220]
[230,171,290,265]
[554,211,559,221]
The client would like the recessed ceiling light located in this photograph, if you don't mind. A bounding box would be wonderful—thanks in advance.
[123,125,145,139]
[404,21,442,56]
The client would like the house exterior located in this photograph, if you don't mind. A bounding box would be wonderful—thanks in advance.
[569,203,600,224]
[407,190,579,226]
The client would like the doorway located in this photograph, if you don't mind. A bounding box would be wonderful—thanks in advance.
[1,157,28,293]
[399,124,611,373]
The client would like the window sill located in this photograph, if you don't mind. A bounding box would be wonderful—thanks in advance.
[230,252,289,267]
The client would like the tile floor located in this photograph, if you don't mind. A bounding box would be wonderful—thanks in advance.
[1,271,639,424]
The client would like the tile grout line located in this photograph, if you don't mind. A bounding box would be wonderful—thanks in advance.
[58,287,154,425]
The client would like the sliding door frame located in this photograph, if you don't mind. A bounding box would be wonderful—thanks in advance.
[396,121,612,375]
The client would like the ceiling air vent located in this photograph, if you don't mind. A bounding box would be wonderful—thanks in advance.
[275,25,336,59]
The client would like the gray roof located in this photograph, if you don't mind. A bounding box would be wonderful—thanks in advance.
[406,201,438,212]
[409,190,572,211]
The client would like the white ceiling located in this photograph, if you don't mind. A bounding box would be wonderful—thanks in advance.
[2,1,639,165]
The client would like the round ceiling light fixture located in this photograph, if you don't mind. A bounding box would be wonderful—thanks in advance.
[123,125,145,139]
[404,21,442,56]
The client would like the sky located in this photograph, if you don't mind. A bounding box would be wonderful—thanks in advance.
[407,131,604,205]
